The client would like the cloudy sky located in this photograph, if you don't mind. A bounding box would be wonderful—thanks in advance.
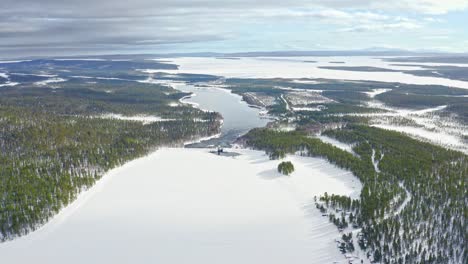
[1,0,468,57]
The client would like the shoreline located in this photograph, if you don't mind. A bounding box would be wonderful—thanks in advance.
[0,131,222,245]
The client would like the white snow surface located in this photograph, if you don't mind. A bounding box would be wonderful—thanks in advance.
[0,60,31,63]
[53,58,107,61]
[373,124,465,151]
[364,88,392,98]
[292,106,322,111]
[0,82,19,87]
[97,114,178,124]
[145,56,468,89]
[0,72,19,87]
[338,101,467,154]
[0,148,361,264]
[317,135,355,155]
[35,77,67,86]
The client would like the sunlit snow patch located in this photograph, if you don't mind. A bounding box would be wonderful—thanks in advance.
[97,114,177,124]
[364,88,392,98]
[317,135,356,155]
[35,78,67,86]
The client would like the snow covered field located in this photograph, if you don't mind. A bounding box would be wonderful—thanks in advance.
[0,148,361,264]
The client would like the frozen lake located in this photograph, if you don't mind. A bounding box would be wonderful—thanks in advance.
[0,148,361,264]
[147,56,468,89]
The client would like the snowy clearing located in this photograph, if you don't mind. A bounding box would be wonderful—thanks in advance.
[317,135,356,155]
[97,114,178,124]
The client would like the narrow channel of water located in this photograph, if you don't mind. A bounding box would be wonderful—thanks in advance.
[172,82,271,147]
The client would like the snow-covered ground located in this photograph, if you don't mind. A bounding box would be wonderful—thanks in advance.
[97,113,178,124]
[0,148,361,264]
[372,124,466,153]
[0,60,31,64]
[317,135,356,155]
[362,102,467,154]
[71,75,129,81]
[0,72,20,87]
[143,57,468,89]
[364,88,392,98]
[53,58,107,61]
[0,82,19,87]
[35,77,67,86]
[292,106,322,112]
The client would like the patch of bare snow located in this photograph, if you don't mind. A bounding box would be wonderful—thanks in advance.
[12,73,57,77]
[280,94,291,111]
[53,58,107,61]
[137,68,179,74]
[183,133,222,146]
[317,135,355,155]
[364,88,392,98]
[291,79,322,84]
[292,106,322,112]
[71,75,127,81]
[371,149,381,173]
[98,114,177,124]
[35,77,67,86]
[0,82,19,87]
[0,60,31,64]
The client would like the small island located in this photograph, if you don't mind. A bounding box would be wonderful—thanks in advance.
[277,161,295,175]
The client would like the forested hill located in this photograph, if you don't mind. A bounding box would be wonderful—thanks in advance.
[242,125,466,264]
[0,79,221,241]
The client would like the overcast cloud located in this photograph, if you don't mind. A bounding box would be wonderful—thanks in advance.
[1,0,468,57]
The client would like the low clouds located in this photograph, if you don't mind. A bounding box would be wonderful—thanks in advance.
[0,0,467,57]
